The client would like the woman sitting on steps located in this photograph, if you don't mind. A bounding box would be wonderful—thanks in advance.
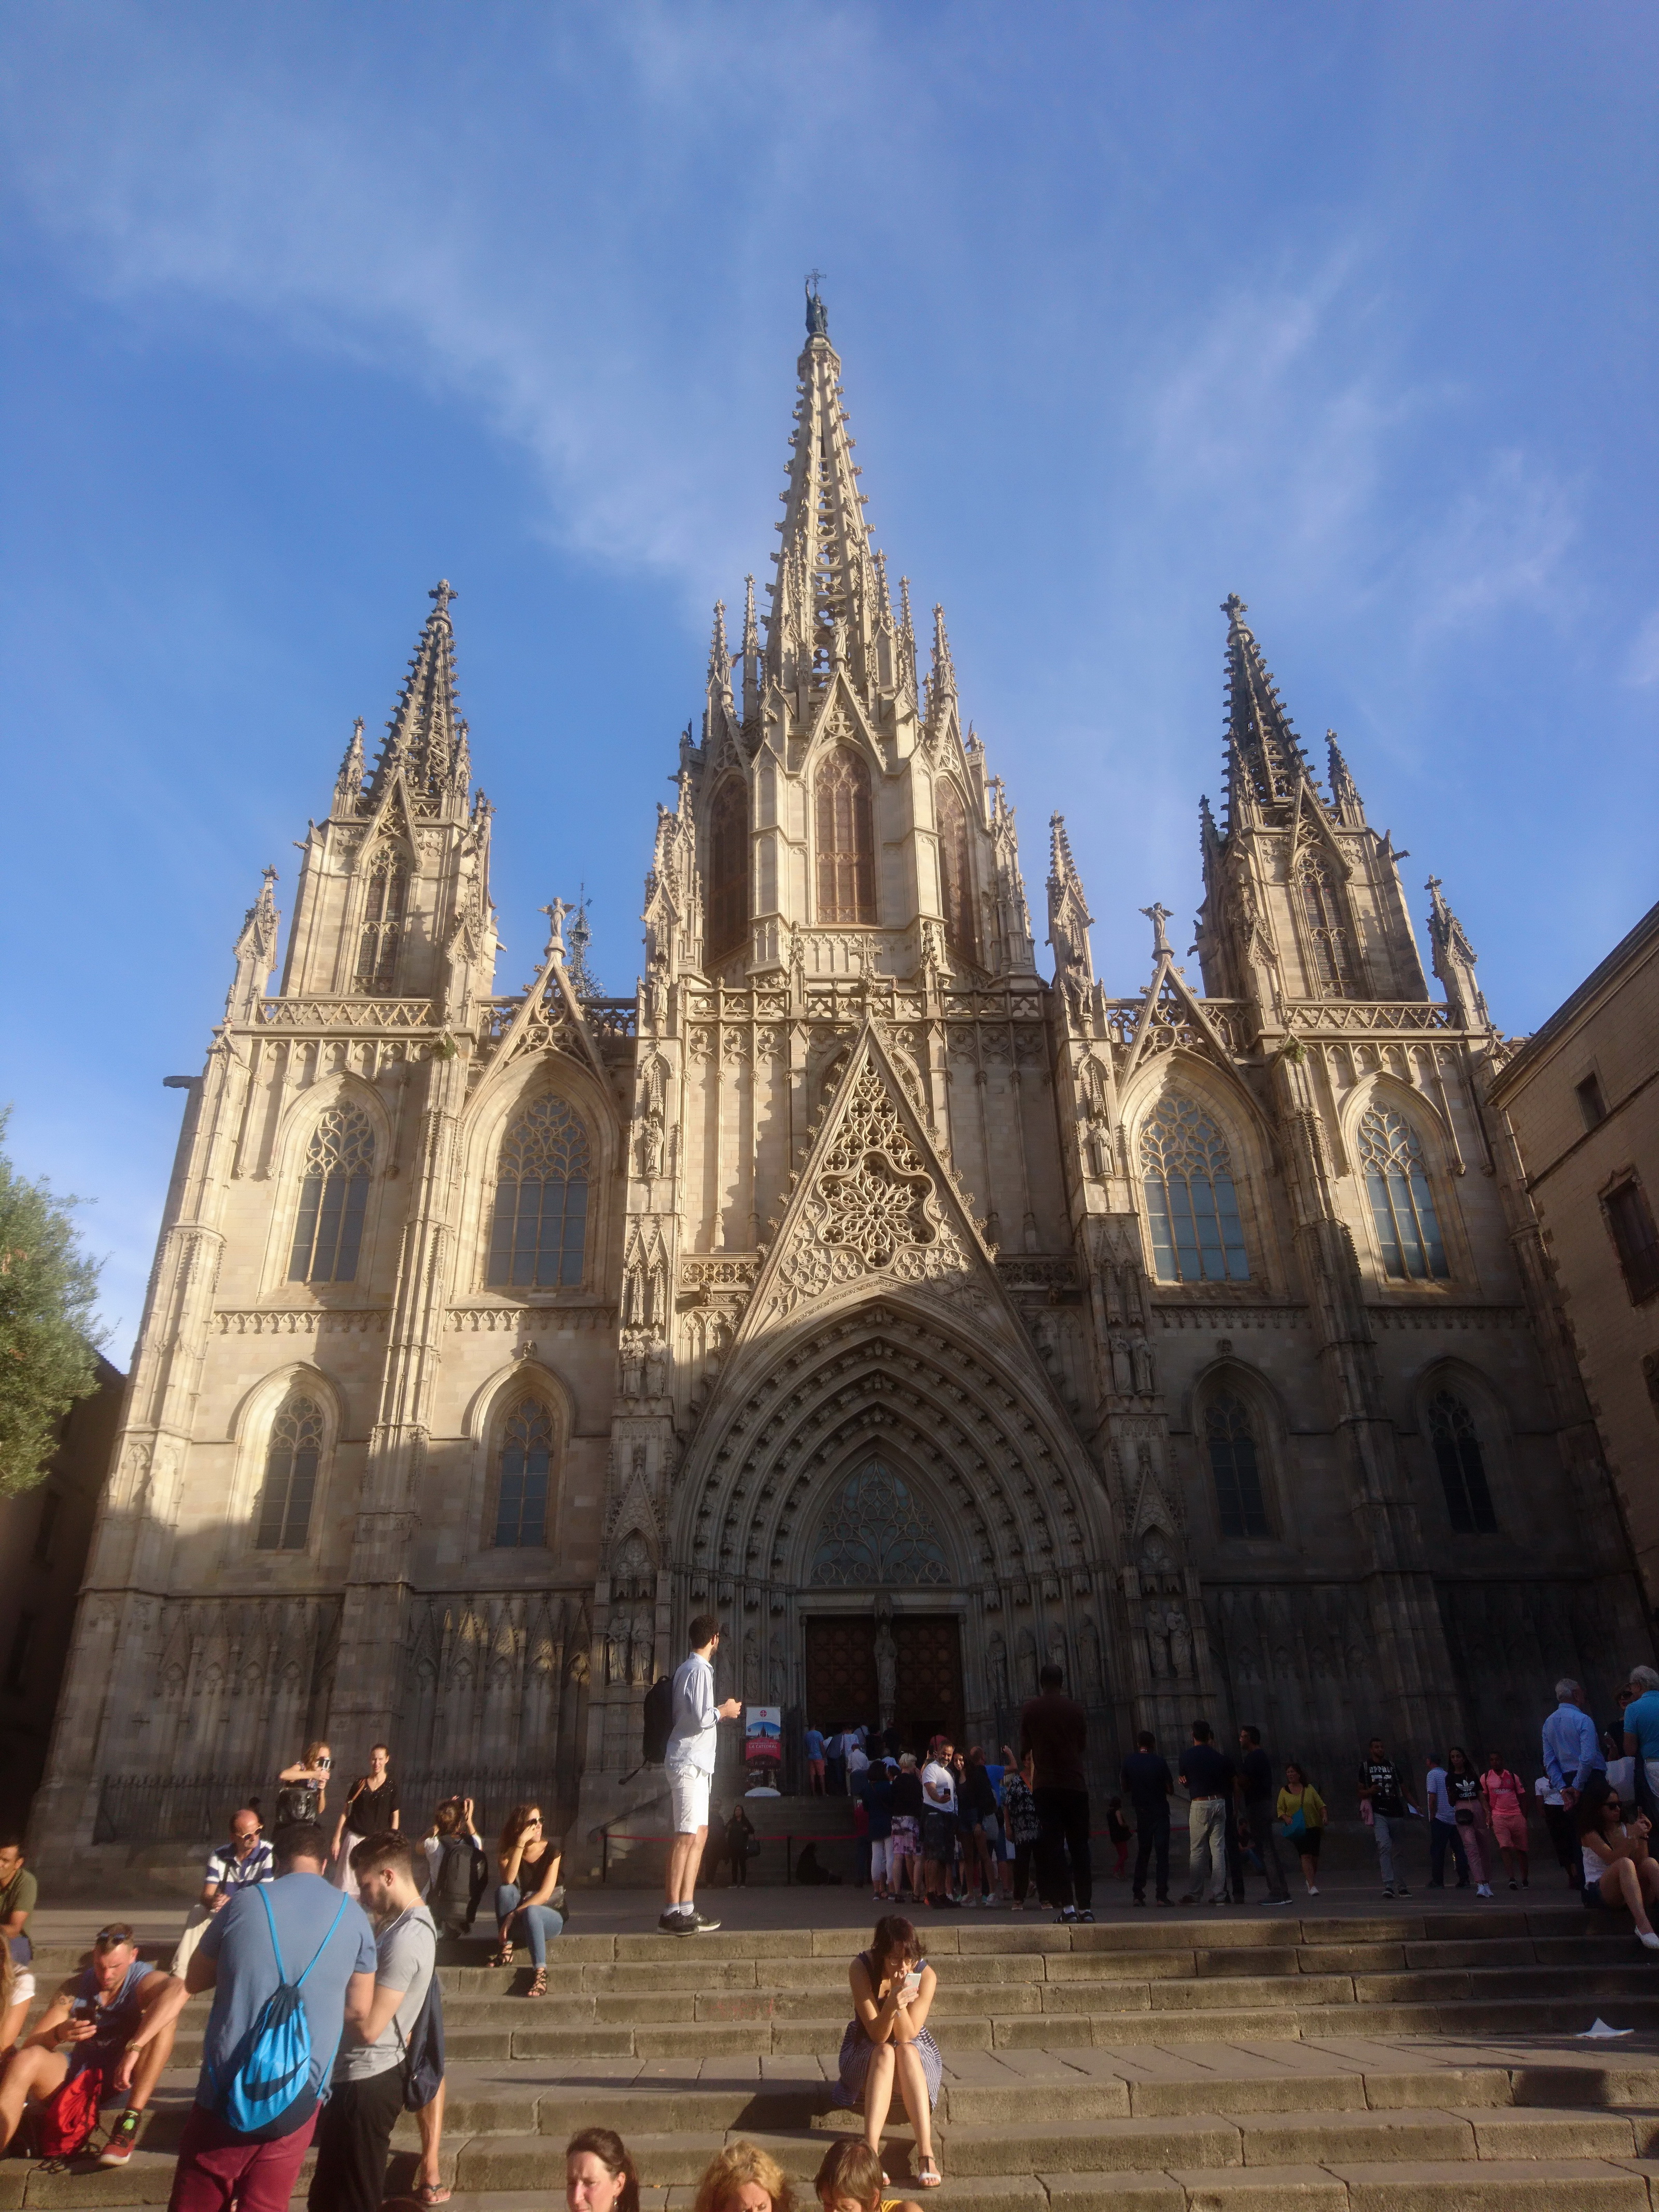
[1579,1775,1659,1948]
[832,1915,942,2188]
[493,1801,565,1994]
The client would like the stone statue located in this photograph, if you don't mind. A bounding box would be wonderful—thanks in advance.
[639,1106,665,1181]
[988,1633,1009,1710]
[1130,1332,1156,1397]
[874,1618,897,1729]
[1110,1332,1134,1396]
[1167,1607,1193,1680]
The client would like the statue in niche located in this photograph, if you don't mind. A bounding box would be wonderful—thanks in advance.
[606,1617,629,1687]
[644,1344,667,1397]
[874,1617,898,1730]
[1130,1332,1156,1397]
[1077,1618,1103,1698]
[638,1106,665,1182]
[1110,1333,1134,1396]
[629,1616,654,1688]
[1166,1607,1193,1680]
[988,1632,1009,1711]
[646,953,669,1028]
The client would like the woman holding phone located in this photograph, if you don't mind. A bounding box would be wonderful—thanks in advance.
[832,1915,941,2187]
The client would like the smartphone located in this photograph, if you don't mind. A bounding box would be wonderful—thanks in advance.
[902,1968,922,1994]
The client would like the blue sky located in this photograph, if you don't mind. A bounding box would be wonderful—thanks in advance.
[1,3,1654,1354]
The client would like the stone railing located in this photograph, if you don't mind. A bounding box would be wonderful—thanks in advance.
[1283,999,1454,1034]
[255,997,438,1031]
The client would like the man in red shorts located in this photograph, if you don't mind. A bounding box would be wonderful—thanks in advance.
[0,1923,186,2167]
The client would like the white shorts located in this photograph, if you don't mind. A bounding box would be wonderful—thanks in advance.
[667,1764,712,1835]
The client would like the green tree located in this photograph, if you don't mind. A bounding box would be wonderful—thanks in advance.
[0,1109,106,1495]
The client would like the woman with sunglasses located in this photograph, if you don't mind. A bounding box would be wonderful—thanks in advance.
[494,1802,564,1994]
[1577,1775,1659,1947]
[274,1741,331,1826]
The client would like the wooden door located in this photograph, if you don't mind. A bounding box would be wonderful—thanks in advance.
[892,1615,965,1755]
[804,1616,878,1732]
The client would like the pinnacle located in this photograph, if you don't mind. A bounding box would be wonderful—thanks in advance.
[369,580,467,805]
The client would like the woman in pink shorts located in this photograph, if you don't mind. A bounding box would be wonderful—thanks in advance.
[1482,1753,1530,1889]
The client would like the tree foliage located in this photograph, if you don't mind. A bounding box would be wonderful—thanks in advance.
[0,1109,106,1496]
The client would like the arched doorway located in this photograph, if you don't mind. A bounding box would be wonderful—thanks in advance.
[800,1459,966,1752]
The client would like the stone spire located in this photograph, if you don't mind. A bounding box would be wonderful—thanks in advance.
[764,285,881,701]
[1221,593,1313,812]
[1327,732,1365,826]
[369,580,465,806]
[739,574,761,727]
[1046,812,1095,991]
[707,600,732,699]
[1426,876,1491,1028]
[333,717,365,811]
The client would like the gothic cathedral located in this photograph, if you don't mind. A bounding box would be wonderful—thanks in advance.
[35,289,1647,1866]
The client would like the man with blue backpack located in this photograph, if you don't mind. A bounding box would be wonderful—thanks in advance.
[168,1820,376,2212]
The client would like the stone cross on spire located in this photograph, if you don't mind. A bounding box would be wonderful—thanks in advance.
[430,579,456,616]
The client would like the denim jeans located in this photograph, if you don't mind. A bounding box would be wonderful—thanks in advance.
[1187,1798,1228,1900]
[1132,1805,1171,1900]
[1373,1811,1406,1889]
[1244,1798,1291,1900]
[496,1883,564,1963]
[1429,1817,1469,1886]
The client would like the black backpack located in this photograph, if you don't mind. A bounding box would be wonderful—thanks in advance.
[642,1675,673,1764]
[396,1971,445,2111]
[428,1838,474,1924]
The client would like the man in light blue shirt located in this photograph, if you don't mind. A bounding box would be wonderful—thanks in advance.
[1541,1678,1604,1808]
[1623,1665,1659,1817]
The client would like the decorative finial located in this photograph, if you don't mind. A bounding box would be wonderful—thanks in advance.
[1141,901,1174,957]
[539,898,570,959]
[429,579,456,617]
[805,270,828,340]
[1222,592,1247,624]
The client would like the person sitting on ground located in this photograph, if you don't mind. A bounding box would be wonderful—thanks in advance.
[693,2139,795,2212]
[726,1801,757,1886]
[888,1756,924,1904]
[1276,1763,1326,1896]
[172,1808,274,1979]
[794,1840,841,1885]
[424,1798,485,1937]
[308,1831,440,2212]
[567,2127,640,2212]
[0,1922,187,2170]
[493,1804,564,1992]
[832,1914,941,2189]
[814,2134,924,2212]
[0,1838,39,2054]
[1579,1775,1659,1948]
[1481,1752,1530,1890]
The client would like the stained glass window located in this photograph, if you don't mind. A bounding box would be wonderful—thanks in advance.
[354,848,409,995]
[809,1461,949,1586]
[936,779,978,963]
[256,1397,323,1550]
[1206,1393,1270,1538]
[1359,1106,1448,1280]
[288,1106,374,1284]
[1296,852,1357,996]
[1140,1096,1250,1284]
[815,748,876,924]
[487,1095,591,1288]
[707,777,750,964]
[494,1400,553,1547]
[1427,1391,1497,1532]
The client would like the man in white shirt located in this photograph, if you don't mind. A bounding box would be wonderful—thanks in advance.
[659,1613,743,1936]
[921,1735,959,1904]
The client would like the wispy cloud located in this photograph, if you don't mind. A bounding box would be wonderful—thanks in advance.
[1407,447,1581,639]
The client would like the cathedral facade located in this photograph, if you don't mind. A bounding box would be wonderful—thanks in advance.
[34,291,1649,1867]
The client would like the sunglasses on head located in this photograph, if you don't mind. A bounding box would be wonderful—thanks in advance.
[94,1928,131,1948]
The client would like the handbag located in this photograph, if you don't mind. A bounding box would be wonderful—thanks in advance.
[1282,1807,1307,1840]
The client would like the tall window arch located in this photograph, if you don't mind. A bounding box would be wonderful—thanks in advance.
[815,747,876,924]
[1140,1095,1250,1284]
[1205,1392,1270,1538]
[288,1105,374,1284]
[1295,851,1358,996]
[354,848,409,994]
[707,777,749,964]
[1359,1105,1448,1280]
[936,779,978,963]
[1427,1389,1497,1532]
[487,1095,591,1288]
[255,1394,323,1550]
[493,1399,553,1547]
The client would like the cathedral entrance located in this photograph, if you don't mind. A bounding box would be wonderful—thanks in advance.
[804,1613,964,1753]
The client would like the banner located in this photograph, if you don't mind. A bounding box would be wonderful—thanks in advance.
[744,1706,782,1767]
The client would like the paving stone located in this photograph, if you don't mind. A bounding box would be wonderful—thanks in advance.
[1461,2108,1642,2159]
[943,2115,1242,2175]
[1329,2157,1651,2210]
[1168,2165,1351,2210]
[1038,2174,1187,2210]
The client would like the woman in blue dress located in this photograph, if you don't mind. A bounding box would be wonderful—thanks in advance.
[833,1915,941,2187]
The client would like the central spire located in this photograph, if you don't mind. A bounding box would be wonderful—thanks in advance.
[370,579,466,807]
[764,286,882,700]
[1221,593,1313,814]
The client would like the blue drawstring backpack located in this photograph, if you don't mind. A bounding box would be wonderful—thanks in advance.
[208,1886,348,2135]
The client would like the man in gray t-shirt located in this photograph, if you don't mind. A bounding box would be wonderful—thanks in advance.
[308,1833,438,2212]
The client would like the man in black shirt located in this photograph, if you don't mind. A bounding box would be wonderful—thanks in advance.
[1176,1721,1233,1905]
[1358,1737,1417,1898]
[1120,1731,1173,1906]
[1019,1664,1092,1924]
[1234,1725,1291,1904]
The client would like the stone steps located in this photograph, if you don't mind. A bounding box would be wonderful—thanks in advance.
[11,1908,1659,2209]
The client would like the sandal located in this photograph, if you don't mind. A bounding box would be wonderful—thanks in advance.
[527,1967,547,1999]
[413,2187,453,2206]
[916,2156,942,2188]
[491,1939,515,1969]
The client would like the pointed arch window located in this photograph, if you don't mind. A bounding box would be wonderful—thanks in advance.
[707,777,749,965]
[487,1095,591,1288]
[1140,1096,1250,1284]
[815,746,876,924]
[1359,1106,1448,1280]
[936,779,978,963]
[1206,1392,1271,1538]
[1427,1390,1497,1532]
[494,1400,553,1547]
[1295,851,1358,996]
[288,1106,374,1284]
[255,1396,323,1550]
[354,848,409,994]
[809,1460,949,1586]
